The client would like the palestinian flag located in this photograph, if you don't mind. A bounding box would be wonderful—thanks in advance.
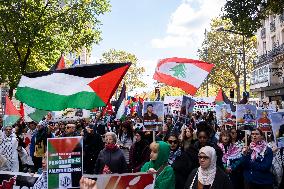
[16,63,131,111]
[3,96,21,127]
[215,88,236,112]
[23,103,49,123]
[153,57,214,95]
[215,89,225,105]
[114,83,126,114]
[50,55,66,71]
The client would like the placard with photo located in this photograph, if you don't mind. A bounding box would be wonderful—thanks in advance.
[143,101,164,131]
[236,104,257,130]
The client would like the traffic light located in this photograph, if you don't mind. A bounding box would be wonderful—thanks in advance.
[230,89,234,98]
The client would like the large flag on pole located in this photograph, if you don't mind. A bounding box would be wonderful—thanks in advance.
[16,63,131,111]
[153,57,214,95]
[114,83,126,114]
[3,96,21,127]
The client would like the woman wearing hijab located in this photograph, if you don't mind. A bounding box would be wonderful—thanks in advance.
[141,141,175,189]
[242,128,273,189]
[129,130,150,172]
[184,146,233,189]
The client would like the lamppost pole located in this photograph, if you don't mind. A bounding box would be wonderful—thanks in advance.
[216,27,247,93]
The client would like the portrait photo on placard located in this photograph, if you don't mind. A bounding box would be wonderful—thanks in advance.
[143,101,164,131]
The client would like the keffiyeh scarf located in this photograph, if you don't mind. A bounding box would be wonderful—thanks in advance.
[33,171,47,189]
[218,143,242,165]
[250,140,267,161]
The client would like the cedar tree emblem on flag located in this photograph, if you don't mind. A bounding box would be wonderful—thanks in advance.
[153,57,214,95]
[16,63,131,111]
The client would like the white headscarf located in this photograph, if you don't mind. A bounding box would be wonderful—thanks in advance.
[198,146,217,186]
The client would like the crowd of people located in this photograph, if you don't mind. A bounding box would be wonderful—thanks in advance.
[0,110,284,189]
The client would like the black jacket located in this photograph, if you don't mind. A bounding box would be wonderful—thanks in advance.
[184,167,233,189]
[94,147,127,174]
[172,146,199,189]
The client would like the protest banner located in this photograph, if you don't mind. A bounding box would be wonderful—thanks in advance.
[0,171,39,189]
[271,112,284,147]
[163,96,182,115]
[143,101,164,131]
[84,172,155,189]
[215,104,235,129]
[192,96,216,113]
[256,109,273,132]
[47,137,83,189]
[236,104,257,130]
[52,109,90,122]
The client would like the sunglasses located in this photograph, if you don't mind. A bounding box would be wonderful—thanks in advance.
[198,156,210,160]
[66,127,75,129]
[168,140,178,144]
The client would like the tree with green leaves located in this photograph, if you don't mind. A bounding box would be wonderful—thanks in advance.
[0,0,111,96]
[100,49,146,92]
[198,18,257,102]
[223,0,284,36]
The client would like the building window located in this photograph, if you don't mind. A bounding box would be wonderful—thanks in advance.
[272,36,276,49]
[263,41,267,54]
[282,29,284,44]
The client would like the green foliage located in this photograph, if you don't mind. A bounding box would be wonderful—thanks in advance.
[100,49,146,92]
[0,0,111,92]
[198,18,257,101]
[223,0,284,36]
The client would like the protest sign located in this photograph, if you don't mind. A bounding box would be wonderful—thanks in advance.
[215,104,235,129]
[163,96,182,115]
[180,96,195,116]
[47,137,83,189]
[143,101,163,131]
[192,96,216,113]
[85,172,155,189]
[0,171,39,189]
[236,104,257,130]
[271,112,284,147]
[256,109,273,132]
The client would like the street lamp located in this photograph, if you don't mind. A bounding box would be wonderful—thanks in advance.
[216,26,247,93]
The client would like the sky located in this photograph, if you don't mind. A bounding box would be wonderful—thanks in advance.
[91,0,226,95]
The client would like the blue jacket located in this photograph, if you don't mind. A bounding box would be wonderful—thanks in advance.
[242,147,273,185]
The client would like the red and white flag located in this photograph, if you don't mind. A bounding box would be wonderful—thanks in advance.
[153,57,214,95]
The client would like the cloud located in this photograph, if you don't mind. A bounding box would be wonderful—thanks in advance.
[151,0,225,49]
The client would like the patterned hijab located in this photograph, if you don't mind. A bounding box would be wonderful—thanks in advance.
[198,146,217,186]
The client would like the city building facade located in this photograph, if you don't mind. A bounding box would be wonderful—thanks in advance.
[251,12,284,108]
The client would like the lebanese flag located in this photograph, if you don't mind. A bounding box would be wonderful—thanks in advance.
[3,96,21,127]
[16,63,131,111]
[153,57,214,95]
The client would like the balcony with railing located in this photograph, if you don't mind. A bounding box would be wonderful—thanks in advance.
[254,42,284,65]
[270,20,276,32]
[280,12,284,23]
[261,28,266,39]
